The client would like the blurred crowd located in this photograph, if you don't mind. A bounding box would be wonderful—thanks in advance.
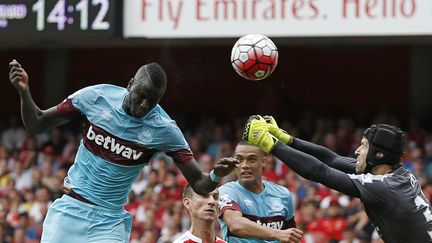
[0,111,431,243]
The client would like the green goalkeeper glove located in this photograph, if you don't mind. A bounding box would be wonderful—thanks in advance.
[242,115,279,153]
[263,115,294,145]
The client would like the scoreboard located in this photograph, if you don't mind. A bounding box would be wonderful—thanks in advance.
[0,0,118,38]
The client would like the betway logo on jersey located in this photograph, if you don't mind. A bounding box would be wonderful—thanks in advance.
[86,125,143,160]
[244,215,293,230]
[256,220,284,229]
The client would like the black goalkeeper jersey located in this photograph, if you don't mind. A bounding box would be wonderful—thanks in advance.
[272,139,432,243]
[349,167,432,243]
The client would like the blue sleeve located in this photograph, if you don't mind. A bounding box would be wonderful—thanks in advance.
[69,85,100,115]
[283,189,295,220]
[219,184,242,215]
[160,123,191,153]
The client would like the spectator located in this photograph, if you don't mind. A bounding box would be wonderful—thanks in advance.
[1,105,432,242]
[1,115,26,151]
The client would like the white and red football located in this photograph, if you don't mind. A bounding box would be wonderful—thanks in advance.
[231,34,278,81]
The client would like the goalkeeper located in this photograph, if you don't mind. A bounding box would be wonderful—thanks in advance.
[243,115,432,243]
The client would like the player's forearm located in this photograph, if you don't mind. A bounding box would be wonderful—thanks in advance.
[190,173,219,195]
[291,138,356,173]
[18,89,44,134]
[272,142,360,197]
[228,217,281,240]
[175,158,220,195]
[291,138,338,163]
[272,142,329,183]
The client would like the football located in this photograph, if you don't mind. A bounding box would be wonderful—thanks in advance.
[230,34,278,81]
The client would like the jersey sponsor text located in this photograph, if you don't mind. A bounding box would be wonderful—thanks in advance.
[256,219,283,229]
[86,125,143,160]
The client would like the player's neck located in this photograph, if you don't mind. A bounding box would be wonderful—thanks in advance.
[190,221,216,242]
[241,180,264,194]
[122,95,131,115]
[371,164,393,175]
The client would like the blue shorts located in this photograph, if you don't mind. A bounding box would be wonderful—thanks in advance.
[41,195,132,243]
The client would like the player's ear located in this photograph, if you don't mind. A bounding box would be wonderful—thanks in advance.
[261,156,267,169]
[183,197,191,210]
[127,78,134,91]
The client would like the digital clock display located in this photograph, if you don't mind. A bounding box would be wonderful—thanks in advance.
[0,0,117,38]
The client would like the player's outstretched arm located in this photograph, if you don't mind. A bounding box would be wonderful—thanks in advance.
[272,142,360,197]
[290,138,356,173]
[244,117,360,197]
[264,116,356,173]
[222,209,303,243]
[9,60,71,134]
[175,157,239,195]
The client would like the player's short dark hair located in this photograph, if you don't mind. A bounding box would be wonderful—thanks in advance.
[183,184,194,199]
[142,62,167,89]
[237,140,267,156]
[238,140,251,146]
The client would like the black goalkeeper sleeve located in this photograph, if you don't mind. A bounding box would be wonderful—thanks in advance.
[290,138,357,174]
[272,142,361,198]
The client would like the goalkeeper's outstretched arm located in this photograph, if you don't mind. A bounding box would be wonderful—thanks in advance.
[290,138,357,174]
[272,142,360,198]
[263,115,356,173]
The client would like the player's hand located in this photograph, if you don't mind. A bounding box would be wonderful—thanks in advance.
[9,59,29,91]
[241,115,265,141]
[263,115,294,145]
[242,115,278,153]
[276,228,303,243]
[213,157,240,177]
